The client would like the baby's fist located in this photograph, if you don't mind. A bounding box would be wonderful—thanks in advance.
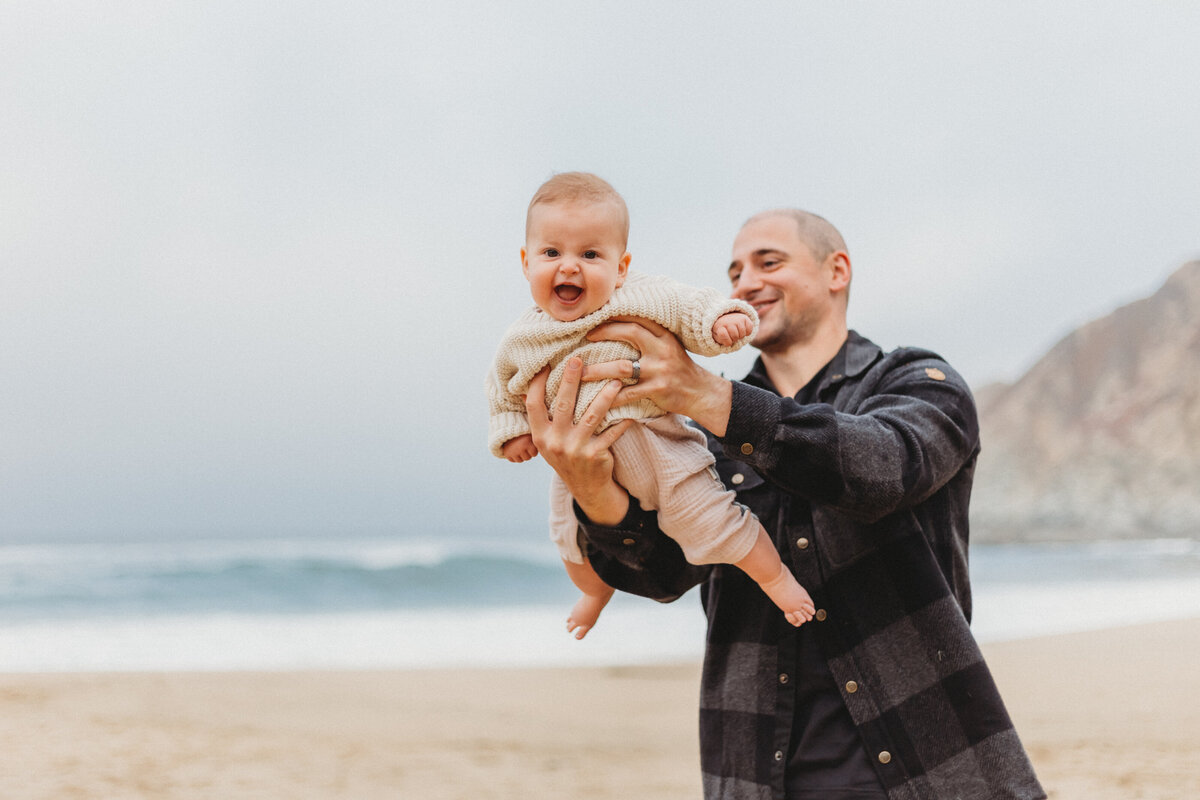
[713,312,753,346]
[502,434,539,463]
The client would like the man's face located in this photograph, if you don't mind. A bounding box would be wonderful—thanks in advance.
[522,200,630,322]
[727,214,837,353]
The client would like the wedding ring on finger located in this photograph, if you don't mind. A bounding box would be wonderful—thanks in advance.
[630,359,641,383]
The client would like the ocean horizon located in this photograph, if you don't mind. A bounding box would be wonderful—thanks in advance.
[2,533,1199,673]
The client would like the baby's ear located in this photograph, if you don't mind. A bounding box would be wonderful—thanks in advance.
[615,251,632,287]
[520,247,530,278]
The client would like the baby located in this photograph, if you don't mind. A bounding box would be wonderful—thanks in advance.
[487,172,814,638]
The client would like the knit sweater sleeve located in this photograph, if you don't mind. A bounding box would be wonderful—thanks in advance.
[485,341,531,459]
[486,308,563,458]
[617,273,758,357]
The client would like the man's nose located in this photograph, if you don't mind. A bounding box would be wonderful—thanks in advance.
[732,268,761,298]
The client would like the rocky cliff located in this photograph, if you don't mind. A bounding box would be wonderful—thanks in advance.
[971,260,1200,541]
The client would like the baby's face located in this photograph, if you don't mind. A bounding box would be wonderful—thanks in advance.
[522,200,630,322]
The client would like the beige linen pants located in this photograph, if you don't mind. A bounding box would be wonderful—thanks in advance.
[549,414,760,566]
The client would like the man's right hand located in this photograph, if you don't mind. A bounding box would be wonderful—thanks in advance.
[583,317,735,437]
[526,357,633,526]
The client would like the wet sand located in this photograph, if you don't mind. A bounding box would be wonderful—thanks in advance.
[1,617,1196,799]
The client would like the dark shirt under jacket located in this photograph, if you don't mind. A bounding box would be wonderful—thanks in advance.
[578,331,1045,800]
[782,355,888,799]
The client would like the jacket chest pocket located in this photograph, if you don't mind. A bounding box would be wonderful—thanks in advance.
[811,506,915,569]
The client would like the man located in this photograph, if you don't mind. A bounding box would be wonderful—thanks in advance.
[526,210,1044,800]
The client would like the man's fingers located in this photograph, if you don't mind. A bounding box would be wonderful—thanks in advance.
[552,358,584,420]
[580,360,638,382]
[525,368,550,427]
[577,380,622,431]
[594,418,633,450]
[587,319,665,348]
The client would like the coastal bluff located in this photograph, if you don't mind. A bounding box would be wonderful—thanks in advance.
[971,260,1200,542]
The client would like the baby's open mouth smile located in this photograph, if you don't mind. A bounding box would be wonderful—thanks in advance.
[554,285,583,302]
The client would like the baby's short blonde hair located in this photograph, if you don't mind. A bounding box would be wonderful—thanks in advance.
[526,172,630,246]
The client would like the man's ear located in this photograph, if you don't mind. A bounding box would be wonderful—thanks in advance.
[828,251,851,293]
[615,251,632,287]
[521,247,529,279]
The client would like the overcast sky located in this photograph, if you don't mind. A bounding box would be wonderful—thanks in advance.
[3,2,1198,541]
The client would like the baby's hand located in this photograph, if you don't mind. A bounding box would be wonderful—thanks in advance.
[713,312,753,346]
[501,434,539,463]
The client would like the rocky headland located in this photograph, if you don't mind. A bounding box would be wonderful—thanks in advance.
[971,260,1200,542]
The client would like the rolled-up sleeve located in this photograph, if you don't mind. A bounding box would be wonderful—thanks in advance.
[575,502,710,602]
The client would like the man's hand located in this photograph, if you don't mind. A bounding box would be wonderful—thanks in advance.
[583,317,735,437]
[501,434,538,463]
[712,312,754,347]
[526,358,633,526]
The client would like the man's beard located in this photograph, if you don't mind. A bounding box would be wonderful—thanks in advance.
[753,312,816,354]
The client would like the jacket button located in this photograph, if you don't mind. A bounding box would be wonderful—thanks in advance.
[731,473,745,485]
[622,538,636,546]
[814,609,827,622]
[878,751,892,764]
[845,681,858,694]
[796,537,809,550]
[740,443,754,455]
[779,673,789,685]
[774,750,784,761]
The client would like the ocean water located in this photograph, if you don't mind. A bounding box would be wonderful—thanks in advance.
[2,535,1199,672]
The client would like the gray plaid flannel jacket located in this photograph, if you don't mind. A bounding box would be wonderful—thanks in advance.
[580,331,1045,800]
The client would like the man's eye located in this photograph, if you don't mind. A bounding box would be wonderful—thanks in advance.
[761,260,779,269]
[583,250,598,259]
[729,271,741,285]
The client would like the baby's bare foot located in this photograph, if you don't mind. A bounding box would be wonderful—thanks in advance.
[566,593,609,640]
[759,563,815,627]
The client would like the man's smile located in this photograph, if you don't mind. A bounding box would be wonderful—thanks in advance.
[748,296,777,315]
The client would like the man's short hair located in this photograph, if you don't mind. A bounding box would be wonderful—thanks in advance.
[526,172,630,245]
[745,209,847,261]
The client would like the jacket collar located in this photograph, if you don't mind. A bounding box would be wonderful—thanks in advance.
[743,330,882,399]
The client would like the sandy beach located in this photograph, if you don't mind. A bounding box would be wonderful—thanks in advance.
[1,617,1197,799]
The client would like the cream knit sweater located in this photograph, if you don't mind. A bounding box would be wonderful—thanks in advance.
[486,271,757,458]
